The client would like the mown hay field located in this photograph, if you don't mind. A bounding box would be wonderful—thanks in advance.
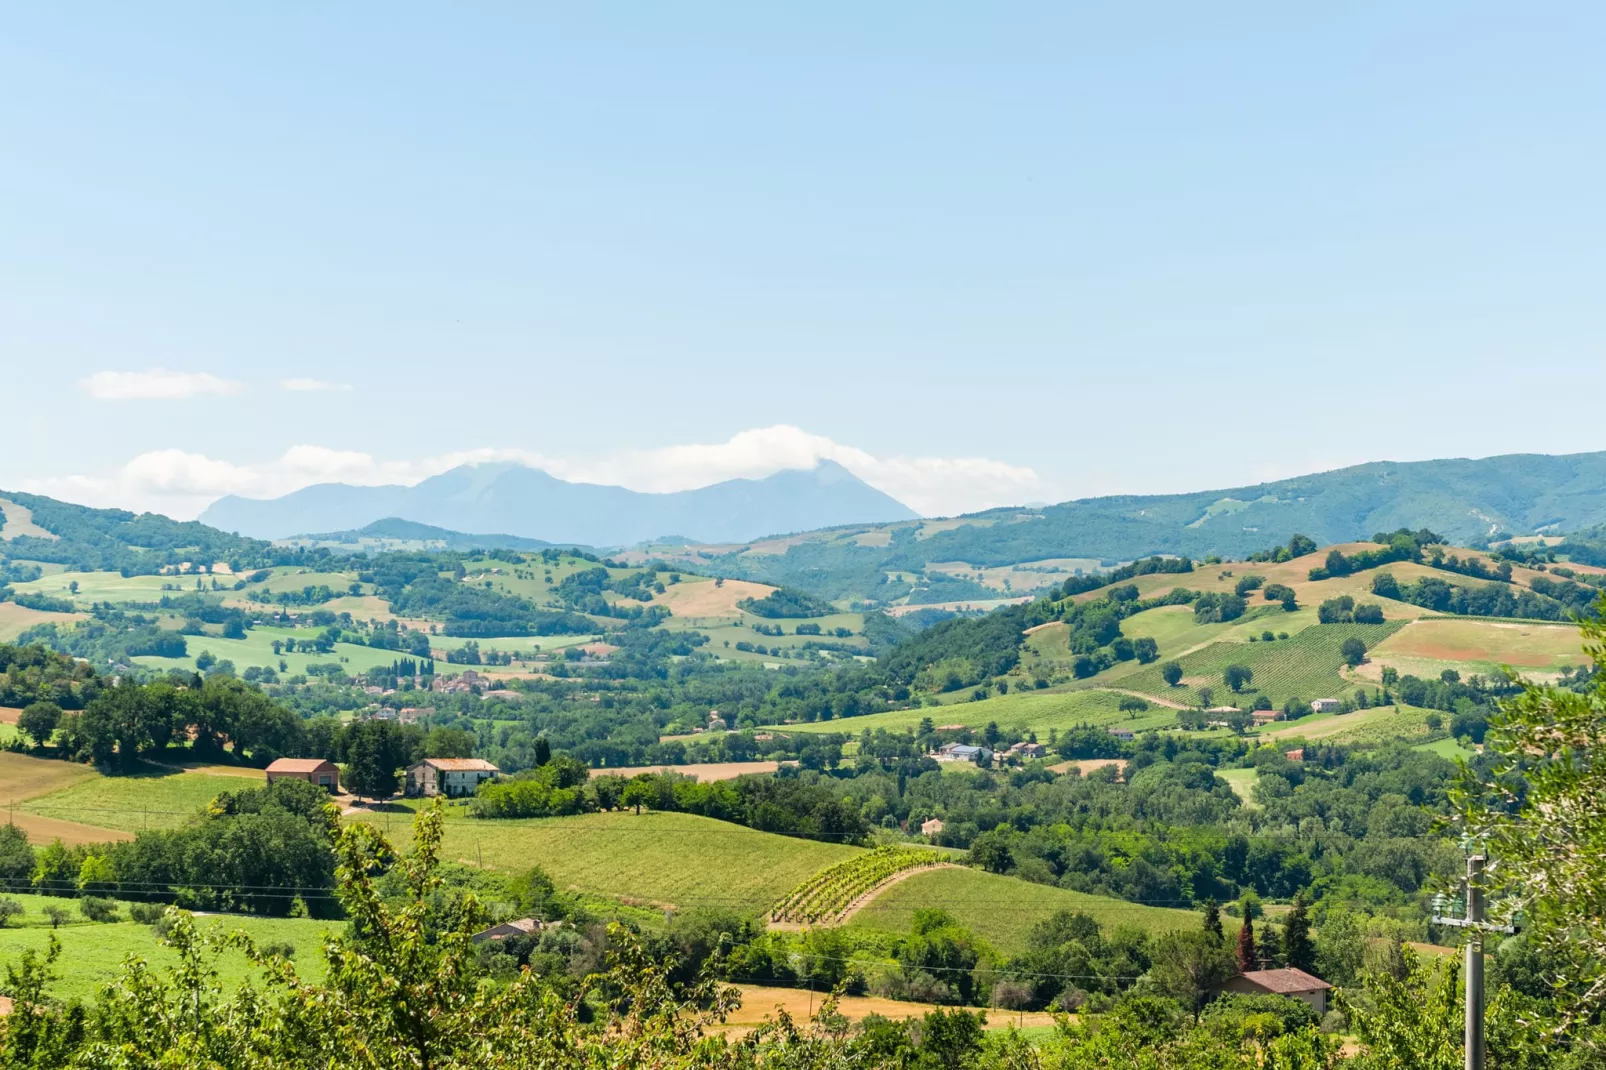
[22,767,255,833]
[1371,617,1587,670]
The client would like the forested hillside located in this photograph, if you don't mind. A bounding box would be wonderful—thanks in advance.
[661,450,1606,602]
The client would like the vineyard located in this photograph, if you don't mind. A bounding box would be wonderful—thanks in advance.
[1112,620,1407,708]
[769,846,950,925]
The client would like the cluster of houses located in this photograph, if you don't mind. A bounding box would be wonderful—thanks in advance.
[264,755,503,799]
[928,739,1049,766]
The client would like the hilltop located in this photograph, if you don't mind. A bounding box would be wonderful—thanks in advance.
[637,449,1606,603]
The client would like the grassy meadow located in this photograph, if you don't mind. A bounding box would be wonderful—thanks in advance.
[20,765,259,833]
[1112,621,1405,708]
[0,892,333,1002]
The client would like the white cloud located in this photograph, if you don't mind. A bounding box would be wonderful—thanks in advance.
[80,368,244,400]
[23,426,1045,521]
[279,378,351,392]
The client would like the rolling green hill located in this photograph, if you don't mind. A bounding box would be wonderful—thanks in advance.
[645,450,1606,603]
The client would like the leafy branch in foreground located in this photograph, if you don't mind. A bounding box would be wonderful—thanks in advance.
[1453,593,1606,1028]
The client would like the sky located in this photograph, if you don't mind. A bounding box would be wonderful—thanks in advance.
[3,3,1605,520]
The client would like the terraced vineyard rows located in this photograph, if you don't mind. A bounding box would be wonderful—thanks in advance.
[769,846,948,925]
[1114,621,1406,708]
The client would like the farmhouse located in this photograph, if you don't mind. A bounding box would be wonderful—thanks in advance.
[264,758,339,792]
[933,743,993,764]
[1251,710,1283,726]
[472,917,545,944]
[406,757,501,798]
[1007,741,1048,760]
[1106,727,1135,741]
[921,818,945,837]
[1311,698,1342,714]
[1218,968,1333,1014]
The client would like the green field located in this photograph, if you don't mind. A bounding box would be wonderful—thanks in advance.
[845,866,1199,954]
[786,687,1175,737]
[1414,736,1478,762]
[11,569,181,606]
[367,809,859,914]
[1110,621,1406,708]
[0,893,333,1002]
[132,624,416,678]
[429,632,599,656]
[1215,768,1260,808]
[23,768,260,832]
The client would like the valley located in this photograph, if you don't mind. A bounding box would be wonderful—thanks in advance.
[1,480,1601,1061]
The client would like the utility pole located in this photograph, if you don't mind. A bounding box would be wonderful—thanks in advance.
[1432,854,1511,1070]
[1464,855,1484,1070]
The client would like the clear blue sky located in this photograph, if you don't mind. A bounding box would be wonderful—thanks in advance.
[4,3,1604,518]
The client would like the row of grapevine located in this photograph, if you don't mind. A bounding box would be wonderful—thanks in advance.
[769,846,945,925]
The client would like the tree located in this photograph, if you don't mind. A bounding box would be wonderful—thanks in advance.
[1133,636,1159,664]
[344,720,406,801]
[968,828,1014,874]
[620,778,654,815]
[1149,929,1237,1019]
[1235,905,1257,972]
[0,897,21,928]
[1288,534,1317,558]
[1282,892,1314,972]
[43,904,70,929]
[1161,661,1184,687]
[533,736,551,767]
[1200,897,1223,942]
[1223,664,1253,692]
[1340,637,1367,667]
[1196,686,1215,709]
[16,701,61,747]
[1455,595,1606,1024]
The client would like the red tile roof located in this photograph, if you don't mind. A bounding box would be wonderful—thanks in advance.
[1240,968,1331,994]
[421,758,500,772]
[265,758,337,773]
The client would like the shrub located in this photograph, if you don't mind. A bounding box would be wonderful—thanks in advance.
[79,896,119,923]
[260,940,296,960]
[0,897,22,928]
[129,902,165,925]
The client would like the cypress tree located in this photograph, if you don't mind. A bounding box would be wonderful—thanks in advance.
[1201,897,1223,942]
[1283,892,1316,971]
[1235,907,1257,973]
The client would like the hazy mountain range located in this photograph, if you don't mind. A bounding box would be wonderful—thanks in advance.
[199,460,920,546]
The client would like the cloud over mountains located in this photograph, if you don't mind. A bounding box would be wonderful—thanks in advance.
[24,426,1044,521]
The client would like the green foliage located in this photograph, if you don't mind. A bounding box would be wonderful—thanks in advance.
[1455,594,1606,1024]
[737,586,836,618]
[0,490,281,574]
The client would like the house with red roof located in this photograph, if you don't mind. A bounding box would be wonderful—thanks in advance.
[1218,967,1333,1014]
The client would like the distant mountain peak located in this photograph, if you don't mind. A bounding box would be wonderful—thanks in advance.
[198,461,918,544]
